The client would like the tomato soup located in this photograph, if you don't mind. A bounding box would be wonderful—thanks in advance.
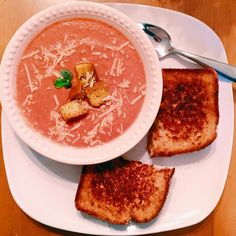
[16,18,146,147]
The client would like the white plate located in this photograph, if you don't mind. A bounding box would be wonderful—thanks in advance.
[2,3,234,235]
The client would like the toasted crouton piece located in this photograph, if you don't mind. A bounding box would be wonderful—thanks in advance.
[75,62,98,87]
[75,157,174,225]
[84,81,109,107]
[69,82,85,101]
[148,68,219,157]
[60,100,88,121]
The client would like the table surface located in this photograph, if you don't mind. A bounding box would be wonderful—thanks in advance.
[0,0,235,235]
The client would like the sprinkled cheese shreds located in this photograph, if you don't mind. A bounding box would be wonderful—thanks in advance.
[63,34,68,43]
[98,102,121,119]
[22,94,34,107]
[117,41,130,51]
[117,59,122,76]
[101,53,108,59]
[53,70,61,78]
[79,88,126,145]
[118,79,130,89]
[130,85,146,105]
[70,122,84,132]
[24,63,35,92]
[32,63,43,87]
[110,57,118,76]
[99,112,114,134]
[130,94,143,105]
[49,111,72,142]
[109,57,125,77]
[117,123,124,134]
[139,84,146,92]
[72,134,81,144]
[91,52,101,55]
[53,94,59,110]
[16,18,146,148]
[21,50,40,59]
[41,40,77,77]
[82,123,100,145]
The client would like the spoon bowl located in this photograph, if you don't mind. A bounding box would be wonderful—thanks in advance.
[138,22,236,82]
[138,22,174,58]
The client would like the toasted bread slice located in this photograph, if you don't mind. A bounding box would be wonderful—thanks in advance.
[75,157,174,224]
[60,100,88,121]
[84,81,110,107]
[148,68,219,157]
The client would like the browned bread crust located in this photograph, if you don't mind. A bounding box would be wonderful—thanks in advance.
[75,157,174,224]
[148,68,219,157]
[84,81,109,107]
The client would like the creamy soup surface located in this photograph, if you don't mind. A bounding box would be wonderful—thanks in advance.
[16,18,146,147]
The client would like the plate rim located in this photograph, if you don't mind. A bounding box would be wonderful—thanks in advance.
[1,2,234,235]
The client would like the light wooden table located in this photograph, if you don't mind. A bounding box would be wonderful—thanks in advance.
[0,0,235,235]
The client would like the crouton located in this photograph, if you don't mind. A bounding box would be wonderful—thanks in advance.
[60,100,88,121]
[75,62,98,87]
[84,81,110,107]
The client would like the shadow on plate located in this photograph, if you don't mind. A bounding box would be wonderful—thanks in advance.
[31,148,82,183]
[78,211,159,232]
[161,54,233,83]
[16,134,81,183]
[15,122,216,185]
[123,134,216,168]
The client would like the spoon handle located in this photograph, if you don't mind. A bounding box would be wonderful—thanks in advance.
[174,49,236,82]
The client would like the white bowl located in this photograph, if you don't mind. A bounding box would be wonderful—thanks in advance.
[0,1,162,165]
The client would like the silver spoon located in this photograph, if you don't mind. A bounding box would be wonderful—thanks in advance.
[138,22,236,82]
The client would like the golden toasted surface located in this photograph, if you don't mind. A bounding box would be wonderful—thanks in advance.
[60,100,88,121]
[75,157,174,224]
[84,81,109,107]
[76,62,98,87]
[148,68,219,157]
